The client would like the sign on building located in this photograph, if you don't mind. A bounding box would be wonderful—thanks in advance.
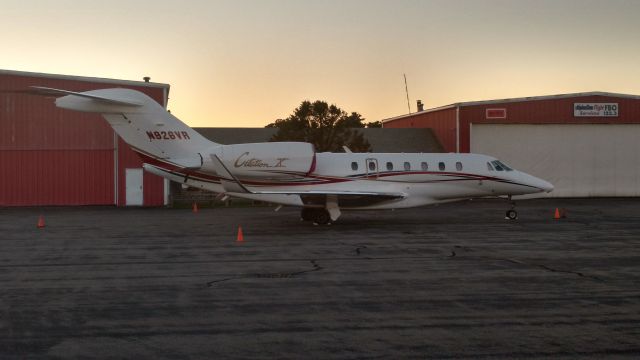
[574,103,618,117]
[486,108,507,119]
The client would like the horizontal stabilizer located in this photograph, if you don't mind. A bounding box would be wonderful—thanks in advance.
[30,86,143,107]
[172,154,203,170]
[143,163,185,184]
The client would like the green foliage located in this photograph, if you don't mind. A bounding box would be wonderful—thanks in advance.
[266,100,371,152]
[366,120,383,128]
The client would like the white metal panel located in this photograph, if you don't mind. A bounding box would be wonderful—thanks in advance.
[125,168,144,205]
[471,124,640,197]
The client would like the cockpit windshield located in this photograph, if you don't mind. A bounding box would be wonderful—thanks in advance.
[490,160,513,172]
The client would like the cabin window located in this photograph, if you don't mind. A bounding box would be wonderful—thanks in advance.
[439,162,445,171]
[351,162,358,171]
[487,162,494,171]
[404,162,411,171]
[421,162,428,171]
[386,162,393,171]
[456,162,463,171]
[368,161,376,171]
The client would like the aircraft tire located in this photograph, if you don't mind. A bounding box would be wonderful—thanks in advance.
[301,208,314,221]
[311,209,331,225]
[506,209,518,220]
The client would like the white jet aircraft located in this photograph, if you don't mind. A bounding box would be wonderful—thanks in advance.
[34,86,553,224]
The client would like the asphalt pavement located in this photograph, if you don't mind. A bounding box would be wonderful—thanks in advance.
[1,198,639,359]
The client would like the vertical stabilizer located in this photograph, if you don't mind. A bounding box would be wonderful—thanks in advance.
[49,87,215,161]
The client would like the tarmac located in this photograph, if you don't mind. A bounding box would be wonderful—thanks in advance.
[1,198,639,359]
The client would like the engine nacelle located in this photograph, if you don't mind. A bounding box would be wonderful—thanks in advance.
[203,142,316,179]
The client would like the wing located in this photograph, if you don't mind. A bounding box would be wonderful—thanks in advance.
[209,154,406,206]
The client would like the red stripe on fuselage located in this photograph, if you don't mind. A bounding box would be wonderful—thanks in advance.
[129,146,525,189]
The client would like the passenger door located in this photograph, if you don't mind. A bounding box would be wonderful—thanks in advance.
[365,158,379,179]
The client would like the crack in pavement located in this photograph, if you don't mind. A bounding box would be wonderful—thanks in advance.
[451,245,602,281]
[206,260,323,287]
[332,238,370,257]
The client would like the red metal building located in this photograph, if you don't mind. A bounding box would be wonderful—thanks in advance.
[383,92,640,197]
[0,69,170,206]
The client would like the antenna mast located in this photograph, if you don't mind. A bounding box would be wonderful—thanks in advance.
[404,74,411,114]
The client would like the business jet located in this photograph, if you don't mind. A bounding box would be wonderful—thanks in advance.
[33,86,553,224]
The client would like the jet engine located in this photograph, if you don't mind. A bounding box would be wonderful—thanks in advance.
[202,142,316,179]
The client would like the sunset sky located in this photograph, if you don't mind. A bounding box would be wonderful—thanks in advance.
[1,0,639,127]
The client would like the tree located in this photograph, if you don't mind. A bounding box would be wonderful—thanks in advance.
[266,100,372,152]
[366,120,383,128]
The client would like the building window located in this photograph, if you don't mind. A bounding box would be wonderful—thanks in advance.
[404,162,411,171]
[439,162,445,171]
[386,162,393,171]
[421,162,428,171]
[456,162,463,171]
[351,162,358,171]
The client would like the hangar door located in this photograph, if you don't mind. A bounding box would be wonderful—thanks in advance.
[471,124,640,197]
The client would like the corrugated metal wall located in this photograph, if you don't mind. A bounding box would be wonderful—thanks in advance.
[383,108,457,152]
[0,150,114,205]
[459,95,640,153]
[0,71,168,206]
[383,94,640,154]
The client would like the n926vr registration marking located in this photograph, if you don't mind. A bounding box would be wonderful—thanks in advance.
[146,131,191,140]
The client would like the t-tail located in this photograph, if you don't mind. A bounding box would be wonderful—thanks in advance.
[32,86,215,167]
[32,86,316,180]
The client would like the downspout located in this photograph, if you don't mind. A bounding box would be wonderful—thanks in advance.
[163,86,170,206]
[113,131,119,205]
[455,105,460,153]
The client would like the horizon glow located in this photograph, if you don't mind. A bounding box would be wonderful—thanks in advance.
[1,0,639,127]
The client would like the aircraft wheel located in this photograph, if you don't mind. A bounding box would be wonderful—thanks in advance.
[300,208,314,221]
[311,209,331,225]
[506,209,518,220]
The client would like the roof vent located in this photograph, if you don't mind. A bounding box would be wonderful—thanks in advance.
[417,100,424,112]
[143,76,151,83]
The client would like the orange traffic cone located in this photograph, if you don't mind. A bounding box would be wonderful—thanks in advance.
[192,202,199,213]
[554,208,561,220]
[236,226,244,243]
[37,215,45,228]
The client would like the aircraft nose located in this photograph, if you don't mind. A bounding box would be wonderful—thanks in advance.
[530,176,554,193]
[519,172,554,193]
[540,179,554,193]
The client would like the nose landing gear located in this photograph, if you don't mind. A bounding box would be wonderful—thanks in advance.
[505,195,518,220]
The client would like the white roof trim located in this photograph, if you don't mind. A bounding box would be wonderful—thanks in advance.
[453,91,640,106]
[381,104,457,124]
[382,91,640,124]
[0,69,169,89]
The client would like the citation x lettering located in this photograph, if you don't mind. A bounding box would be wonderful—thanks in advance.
[234,152,289,168]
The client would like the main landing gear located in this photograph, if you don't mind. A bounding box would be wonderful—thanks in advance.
[301,208,332,225]
[505,195,518,220]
